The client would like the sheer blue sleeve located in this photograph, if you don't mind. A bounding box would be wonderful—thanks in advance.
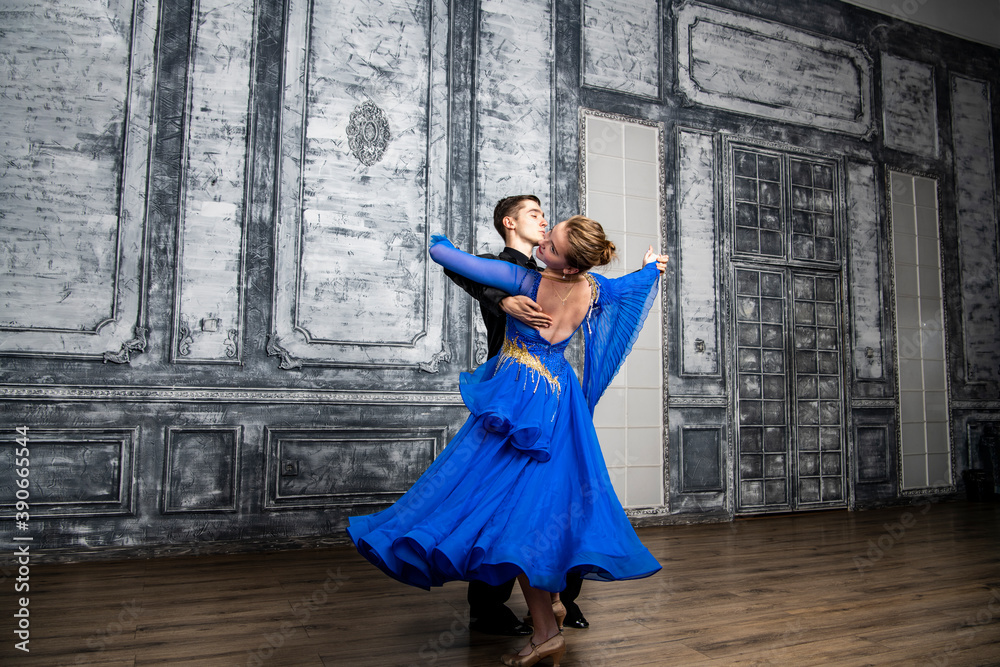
[430,236,534,296]
[581,263,661,414]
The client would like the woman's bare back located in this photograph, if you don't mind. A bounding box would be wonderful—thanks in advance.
[534,275,592,345]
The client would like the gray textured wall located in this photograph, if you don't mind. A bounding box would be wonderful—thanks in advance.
[1,0,998,557]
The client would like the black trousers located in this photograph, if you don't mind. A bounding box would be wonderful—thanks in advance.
[468,573,583,620]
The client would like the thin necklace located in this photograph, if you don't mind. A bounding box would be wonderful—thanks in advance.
[539,271,583,283]
[540,271,582,304]
[553,282,575,305]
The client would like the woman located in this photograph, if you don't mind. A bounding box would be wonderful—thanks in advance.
[348,216,668,666]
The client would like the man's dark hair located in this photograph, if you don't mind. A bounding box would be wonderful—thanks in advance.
[493,195,540,238]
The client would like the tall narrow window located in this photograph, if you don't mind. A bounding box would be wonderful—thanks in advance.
[889,171,951,490]
[581,110,665,508]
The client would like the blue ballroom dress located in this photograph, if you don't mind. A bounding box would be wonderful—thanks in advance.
[346,237,663,592]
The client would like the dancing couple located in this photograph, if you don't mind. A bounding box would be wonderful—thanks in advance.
[348,196,668,666]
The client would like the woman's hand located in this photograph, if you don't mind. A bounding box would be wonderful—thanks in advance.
[643,246,669,273]
[430,234,455,249]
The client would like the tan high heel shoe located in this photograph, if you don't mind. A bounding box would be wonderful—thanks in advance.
[500,632,566,667]
[552,600,567,631]
[523,600,567,631]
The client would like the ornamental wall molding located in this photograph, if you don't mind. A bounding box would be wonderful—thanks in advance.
[951,400,1000,411]
[668,395,728,408]
[850,399,897,409]
[0,384,464,405]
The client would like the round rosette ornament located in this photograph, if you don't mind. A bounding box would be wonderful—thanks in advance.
[347,100,391,166]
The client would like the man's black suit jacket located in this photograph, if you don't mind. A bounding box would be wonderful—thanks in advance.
[443,246,539,359]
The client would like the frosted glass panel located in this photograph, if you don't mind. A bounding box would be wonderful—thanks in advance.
[914,177,937,207]
[901,423,925,454]
[588,155,625,194]
[625,196,659,230]
[899,391,924,422]
[625,124,658,162]
[896,297,919,328]
[625,160,658,196]
[889,171,951,490]
[589,192,626,232]
[596,427,626,465]
[902,454,927,487]
[627,466,663,506]
[627,428,663,465]
[893,233,917,264]
[594,388,627,427]
[628,348,665,386]
[583,110,664,508]
[927,454,951,485]
[926,423,950,453]
[608,467,627,501]
[587,118,624,157]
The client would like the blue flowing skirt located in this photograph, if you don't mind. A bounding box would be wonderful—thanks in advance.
[347,353,662,592]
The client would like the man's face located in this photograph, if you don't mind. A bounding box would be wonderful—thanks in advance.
[507,200,548,246]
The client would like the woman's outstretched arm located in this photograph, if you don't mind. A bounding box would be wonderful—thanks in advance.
[429,235,533,296]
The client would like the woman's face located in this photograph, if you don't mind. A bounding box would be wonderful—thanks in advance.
[535,222,572,271]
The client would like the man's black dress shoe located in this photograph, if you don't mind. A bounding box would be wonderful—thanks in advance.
[563,612,589,629]
[469,617,533,636]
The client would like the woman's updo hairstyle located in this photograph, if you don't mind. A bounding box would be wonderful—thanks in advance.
[561,215,617,271]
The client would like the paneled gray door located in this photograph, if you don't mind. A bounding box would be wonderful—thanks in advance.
[729,146,847,513]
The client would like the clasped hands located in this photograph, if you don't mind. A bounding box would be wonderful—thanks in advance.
[644,246,669,273]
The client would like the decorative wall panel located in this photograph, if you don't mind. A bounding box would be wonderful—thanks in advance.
[856,425,889,483]
[0,0,157,361]
[846,160,884,380]
[264,428,444,509]
[0,428,136,517]
[680,427,723,491]
[172,0,256,363]
[272,0,450,368]
[675,2,872,136]
[881,54,937,158]
[966,419,1000,493]
[582,0,660,99]
[852,409,897,507]
[950,75,1000,385]
[163,427,240,512]
[474,0,554,250]
[676,128,719,376]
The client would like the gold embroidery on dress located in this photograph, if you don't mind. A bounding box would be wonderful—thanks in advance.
[499,336,561,396]
[585,273,598,301]
[583,273,599,334]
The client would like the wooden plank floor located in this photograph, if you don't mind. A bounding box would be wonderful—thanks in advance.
[5,501,999,666]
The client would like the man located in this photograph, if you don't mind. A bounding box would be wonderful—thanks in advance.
[445,194,552,348]
[444,195,590,635]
